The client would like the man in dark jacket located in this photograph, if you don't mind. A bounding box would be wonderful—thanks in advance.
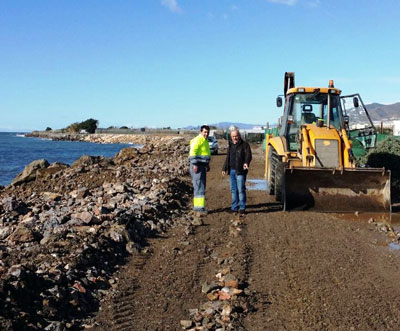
[222,128,252,214]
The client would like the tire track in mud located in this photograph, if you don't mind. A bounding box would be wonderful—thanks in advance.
[93,216,227,331]
[108,254,148,330]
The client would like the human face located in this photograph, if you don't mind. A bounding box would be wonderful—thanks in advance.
[201,129,209,139]
[231,131,240,144]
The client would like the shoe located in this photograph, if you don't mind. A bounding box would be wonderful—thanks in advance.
[239,209,246,215]
[228,209,238,214]
[196,208,208,214]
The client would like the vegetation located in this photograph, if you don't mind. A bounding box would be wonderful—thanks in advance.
[362,136,400,198]
[66,118,99,134]
[45,127,52,131]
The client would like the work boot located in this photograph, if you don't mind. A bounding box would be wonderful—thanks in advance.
[239,209,246,215]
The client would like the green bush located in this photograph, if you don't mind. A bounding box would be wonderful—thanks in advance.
[66,119,98,133]
[362,136,400,199]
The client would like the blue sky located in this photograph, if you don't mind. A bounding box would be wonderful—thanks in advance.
[1,0,400,131]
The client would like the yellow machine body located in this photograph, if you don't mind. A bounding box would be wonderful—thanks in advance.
[265,72,391,213]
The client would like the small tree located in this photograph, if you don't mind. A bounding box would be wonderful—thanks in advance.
[45,127,52,131]
[78,118,98,133]
[67,122,80,133]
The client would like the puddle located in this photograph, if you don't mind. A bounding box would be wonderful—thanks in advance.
[389,242,400,251]
[247,179,268,191]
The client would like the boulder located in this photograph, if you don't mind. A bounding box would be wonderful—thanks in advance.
[11,159,49,186]
[36,162,69,180]
[8,225,35,244]
[71,155,103,168]
[114,147,140,164]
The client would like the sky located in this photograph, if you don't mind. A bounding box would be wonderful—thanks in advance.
[1,0,400,131]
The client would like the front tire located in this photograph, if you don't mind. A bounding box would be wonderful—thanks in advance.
[268,147,284,202]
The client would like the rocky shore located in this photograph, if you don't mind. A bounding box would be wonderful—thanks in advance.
[26,131,186,145]
[0,136,193,329]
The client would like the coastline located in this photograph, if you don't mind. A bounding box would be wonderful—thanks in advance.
[26,131,190,145]
[0,137,192,329]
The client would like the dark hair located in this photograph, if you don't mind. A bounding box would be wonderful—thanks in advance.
[200,125,210,132]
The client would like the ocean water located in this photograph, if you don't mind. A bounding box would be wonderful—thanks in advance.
[0,132,134,186]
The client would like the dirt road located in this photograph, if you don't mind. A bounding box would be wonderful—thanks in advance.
[93,145,400,330]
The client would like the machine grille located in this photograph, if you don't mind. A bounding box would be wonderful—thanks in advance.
[315,139,340,168]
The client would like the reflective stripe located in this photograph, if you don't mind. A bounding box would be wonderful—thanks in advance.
[189,155,210,164]
[193,196,205,208]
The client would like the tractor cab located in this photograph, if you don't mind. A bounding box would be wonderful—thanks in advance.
[277,84,345,152]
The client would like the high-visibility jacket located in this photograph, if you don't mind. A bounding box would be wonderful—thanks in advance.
[189,134,210,165]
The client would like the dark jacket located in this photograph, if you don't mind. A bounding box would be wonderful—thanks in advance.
[222,139,252,175]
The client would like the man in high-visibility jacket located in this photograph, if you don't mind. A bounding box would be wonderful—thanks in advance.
[189,125,211,213]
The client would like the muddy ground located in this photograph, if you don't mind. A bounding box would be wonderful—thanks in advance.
[91,144,400,330]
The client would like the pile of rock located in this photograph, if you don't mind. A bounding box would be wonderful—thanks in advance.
[181,218,250,330]
[0,137,191,329]
[368,217,400,244]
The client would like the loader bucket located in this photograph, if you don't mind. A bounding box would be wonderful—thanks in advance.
[284,167,391,213]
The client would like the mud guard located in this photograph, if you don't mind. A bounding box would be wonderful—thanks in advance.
[283,167,391,213]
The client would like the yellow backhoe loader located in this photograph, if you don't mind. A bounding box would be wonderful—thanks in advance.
[265,72,391,212]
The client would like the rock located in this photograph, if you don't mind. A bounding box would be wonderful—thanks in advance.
[223,274,239,289]
[11,159,49,185]
[42,192,62,201]
[114,147,140,164]
[180,320,193,329]
[221,304,232,317]
[190,217,203,226]
[125,241,137,254]
[2,197,30,214]
[7,264,23,278]
[202,282,220,294]
[72,212,100,225]
[8,225,35,243]
[108,225,130,243]
[36,162,68,180]
[72,155,103,168]
[0,226,13,240]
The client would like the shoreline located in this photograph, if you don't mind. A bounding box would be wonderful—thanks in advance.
[0,138,192,329]
[26,131,192,145]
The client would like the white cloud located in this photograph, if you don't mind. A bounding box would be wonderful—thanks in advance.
[161,0,182,13]
[266,0,297,6]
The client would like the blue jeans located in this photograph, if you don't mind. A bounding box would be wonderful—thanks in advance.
[229,169,247,211]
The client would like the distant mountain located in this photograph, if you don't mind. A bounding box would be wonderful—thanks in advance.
[341,102,400,125]
[365,102,400,121]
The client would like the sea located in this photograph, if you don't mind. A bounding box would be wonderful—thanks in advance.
[0,132,134,186]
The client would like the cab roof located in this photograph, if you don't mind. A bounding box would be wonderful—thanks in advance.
[287,87,341,95]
